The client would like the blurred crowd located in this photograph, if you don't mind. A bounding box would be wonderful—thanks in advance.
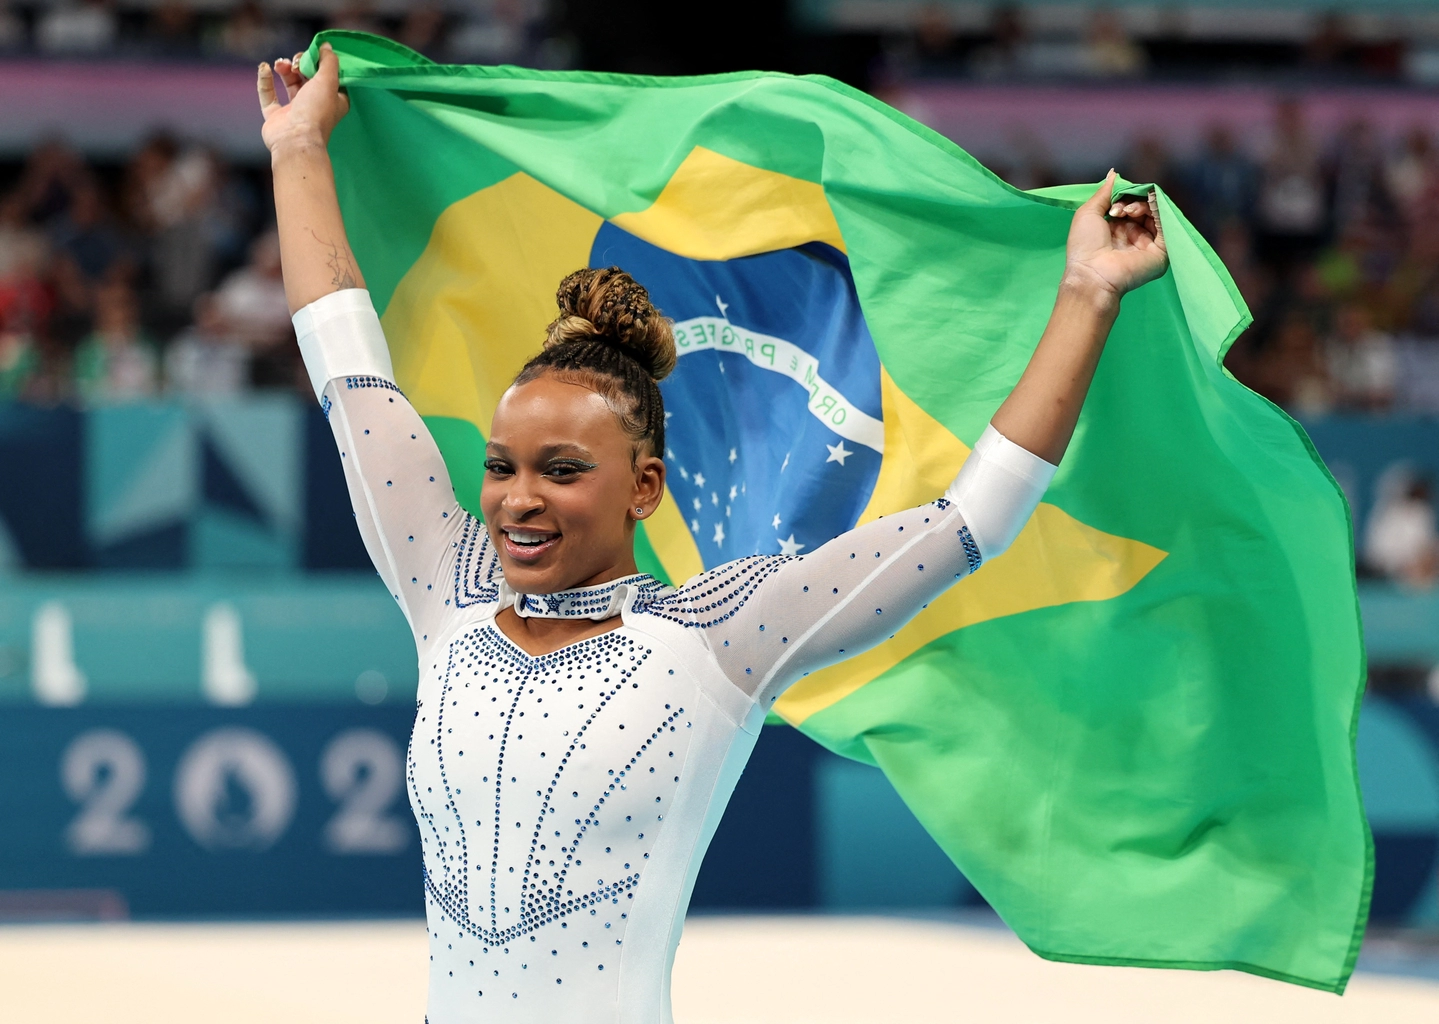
[0,0,565,66]
[4,5,1439,582]
[1094,100,1439,584]
[1121,100,1439,421]
[0,137,293,400]
[879,6,1422,85]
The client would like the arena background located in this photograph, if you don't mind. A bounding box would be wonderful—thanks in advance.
[2,0,1439,1019]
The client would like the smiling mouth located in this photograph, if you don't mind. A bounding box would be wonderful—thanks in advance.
[500,527,561,562]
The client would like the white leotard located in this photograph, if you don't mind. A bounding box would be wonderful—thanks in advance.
[298,290,1054,1024]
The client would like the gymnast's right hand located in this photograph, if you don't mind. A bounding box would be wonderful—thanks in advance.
[257,41,350,153]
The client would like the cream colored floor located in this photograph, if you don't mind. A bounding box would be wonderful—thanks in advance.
[0,915,1436,1023]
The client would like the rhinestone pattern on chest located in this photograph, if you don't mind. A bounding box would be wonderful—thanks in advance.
[411,625,692,951]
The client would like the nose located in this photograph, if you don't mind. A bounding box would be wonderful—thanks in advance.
[501,472,545,520]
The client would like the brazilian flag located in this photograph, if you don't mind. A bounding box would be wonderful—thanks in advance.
[302,32,1369,992]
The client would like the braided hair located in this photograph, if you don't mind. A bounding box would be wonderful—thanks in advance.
[513,267,676,462]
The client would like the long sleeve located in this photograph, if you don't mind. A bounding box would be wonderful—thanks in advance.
[295,289,470,649]
[649,425,1056,707]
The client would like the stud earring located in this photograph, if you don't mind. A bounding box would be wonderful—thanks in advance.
[635,507,644,516]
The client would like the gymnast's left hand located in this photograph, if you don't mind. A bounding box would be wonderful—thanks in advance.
[1062,169,1168,302]
[257,41,350,153]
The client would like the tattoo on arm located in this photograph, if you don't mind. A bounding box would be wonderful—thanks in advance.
[309,228,360,290]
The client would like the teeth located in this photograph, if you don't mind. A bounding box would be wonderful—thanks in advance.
[507,531,554,545]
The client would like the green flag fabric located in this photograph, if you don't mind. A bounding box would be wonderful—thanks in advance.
[301,31,1370,992]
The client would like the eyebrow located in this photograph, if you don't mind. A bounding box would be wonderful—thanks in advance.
[485,442,597,460]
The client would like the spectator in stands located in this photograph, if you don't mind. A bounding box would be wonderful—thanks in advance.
[1081,10,1147,79]
[1330,119,1392,235]
[1387,126,1437,214]
[49,180,127,287]
[145,147,238,331]
[121,133,177,236]
[165,292,250,395]
[15,140,88,225]
[1326,303,1396,411]
[212,228,288,348]
[0,0,25,51]
[448,0,538,65]
[1213,219,1272,313]
[1256,99,1328,268]
[1186,124,1258,243]
[0,329,40,399]
[1246,309,1333,415]
[999,131,1059,192]
[35,0,118,55]
[329,0,382,37]
[1365,466,1439,588]
[1388,196,1439,338]
[0,194,51,401]
[213,0,285,62]
[1304,13,1357,76]
[0,193,50,302]
[210,228,297,387]
[399,4,448,58]
[73,281,157,401]
[1123,135,1178,199]
[144,0,201,56]
[47,178,132,348]
[968,6,1027,80]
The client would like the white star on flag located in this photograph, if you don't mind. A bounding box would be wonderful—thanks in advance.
[716,295,729,317]
[679,467,689,479]
[772,514,782,529]
[729,448,738,463]
[711,492,719,506]
[729,485,738,500]
[693,497,702,511]
[694,472,706,488]
[690,519,699,533]
[826,440,853,466]
[713,522,726,546]
[778,534,806,556]
[780,452,790,472]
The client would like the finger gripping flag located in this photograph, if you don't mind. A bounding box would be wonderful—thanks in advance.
[303,30,1370,993]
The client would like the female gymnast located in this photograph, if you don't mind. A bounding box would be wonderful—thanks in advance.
[259,43,1167,1024]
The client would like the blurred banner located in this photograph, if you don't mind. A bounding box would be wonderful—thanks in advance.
[0,61,263,161]
[0,705,420,916]
[0,398,365,572]
[0,701,1433,925]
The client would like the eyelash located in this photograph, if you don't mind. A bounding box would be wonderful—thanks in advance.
[483,458,595,480]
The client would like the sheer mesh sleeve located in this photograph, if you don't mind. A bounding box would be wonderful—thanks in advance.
[653,501,977,706]
[297,290,472,648]
[639,423,1055,706]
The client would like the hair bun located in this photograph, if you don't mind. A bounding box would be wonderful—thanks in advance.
[545,267,677,381]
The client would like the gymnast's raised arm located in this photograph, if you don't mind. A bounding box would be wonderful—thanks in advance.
[257,42,359,313]
[257,44,466,650]
[701,174,1169,704]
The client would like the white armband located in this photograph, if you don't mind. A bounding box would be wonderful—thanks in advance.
[945,424,1057,563]
[292,288,395,402]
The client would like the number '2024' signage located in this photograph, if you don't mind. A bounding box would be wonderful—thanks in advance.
[0,707,422,917]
